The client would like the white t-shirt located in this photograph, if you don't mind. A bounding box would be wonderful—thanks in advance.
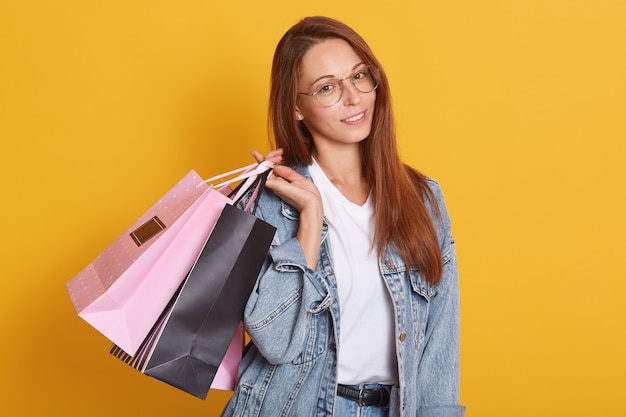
[309,159,398,385]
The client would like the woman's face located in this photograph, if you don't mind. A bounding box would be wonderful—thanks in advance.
[296,38,376,153]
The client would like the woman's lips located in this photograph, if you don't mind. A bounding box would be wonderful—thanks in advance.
[341,111,366,124]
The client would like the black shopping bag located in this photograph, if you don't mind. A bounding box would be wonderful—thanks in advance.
[111,203,276,399]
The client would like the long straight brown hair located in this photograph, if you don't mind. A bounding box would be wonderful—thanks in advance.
[269,16,443,285]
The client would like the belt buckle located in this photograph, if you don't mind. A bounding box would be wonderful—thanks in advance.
[358,386,367,407]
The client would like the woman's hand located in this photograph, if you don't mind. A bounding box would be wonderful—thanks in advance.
[251,149,323,270]
[265,166,320,214]
[251,148,321,215]
[267,166,323,270]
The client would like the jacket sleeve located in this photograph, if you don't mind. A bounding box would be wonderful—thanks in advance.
[241,197,330,365]
[416,181,465,416]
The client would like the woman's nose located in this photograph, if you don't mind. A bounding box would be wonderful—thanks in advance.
[341,79,362,105]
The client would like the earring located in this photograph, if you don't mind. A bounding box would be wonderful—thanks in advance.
[296,113,303,121]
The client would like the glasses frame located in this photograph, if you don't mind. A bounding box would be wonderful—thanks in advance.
[297,66,379,107]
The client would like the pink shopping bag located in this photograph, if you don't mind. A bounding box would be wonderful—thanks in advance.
[109,202,276,399]
[65,170,231,354]
[211,322,244,390]
[65,163,273,355]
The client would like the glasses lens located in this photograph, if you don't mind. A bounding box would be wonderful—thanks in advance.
[312,67,379,107]
[315,81,342,107]
[353,67,378,93]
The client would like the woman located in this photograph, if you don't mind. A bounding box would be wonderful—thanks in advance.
[221,16,464,417]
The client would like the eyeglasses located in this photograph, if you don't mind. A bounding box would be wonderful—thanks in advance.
[297,66,379,107]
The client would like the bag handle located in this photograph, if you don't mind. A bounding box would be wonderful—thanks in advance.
[241,168,271,214]
[202,161,275,202]
[203,163,258,187]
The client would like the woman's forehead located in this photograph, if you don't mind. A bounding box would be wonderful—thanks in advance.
[299,39,363,83]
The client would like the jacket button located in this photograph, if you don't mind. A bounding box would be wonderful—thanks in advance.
[385,259,394,269]
[399,332,407,342]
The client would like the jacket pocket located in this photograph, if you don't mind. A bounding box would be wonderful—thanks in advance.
[408,242,454,345]
[409,241,454,300]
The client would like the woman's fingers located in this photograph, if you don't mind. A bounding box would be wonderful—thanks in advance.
[265,165,321,213]
[249,151,321,215]
[251,148,284,164]
[251,150,265,163]
[269,164,304,182]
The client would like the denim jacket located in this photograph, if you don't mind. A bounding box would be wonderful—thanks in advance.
[221,165,465,417]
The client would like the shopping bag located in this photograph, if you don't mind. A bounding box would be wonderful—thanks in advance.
[66,163,273,355]
[110,318,245,392]
[110,203,276,399]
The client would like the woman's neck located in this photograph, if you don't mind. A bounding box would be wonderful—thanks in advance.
[313,149,370,206]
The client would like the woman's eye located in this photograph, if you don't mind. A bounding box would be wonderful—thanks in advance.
[354,70,368,80]
[316,83,336,96]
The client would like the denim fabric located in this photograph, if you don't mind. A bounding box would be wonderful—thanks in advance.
[221,165,465,417]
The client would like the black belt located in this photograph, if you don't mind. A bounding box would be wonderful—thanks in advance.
[336,384,391,407]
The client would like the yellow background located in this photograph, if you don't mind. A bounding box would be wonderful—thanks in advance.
[1,0,624,415]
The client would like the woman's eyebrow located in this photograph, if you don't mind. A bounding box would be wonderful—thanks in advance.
[308,62,366,87]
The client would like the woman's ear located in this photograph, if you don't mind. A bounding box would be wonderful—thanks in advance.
[295,107,304,120]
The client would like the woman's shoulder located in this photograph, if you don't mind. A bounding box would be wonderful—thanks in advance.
[423,176,453,237]
[424,176,446,204]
